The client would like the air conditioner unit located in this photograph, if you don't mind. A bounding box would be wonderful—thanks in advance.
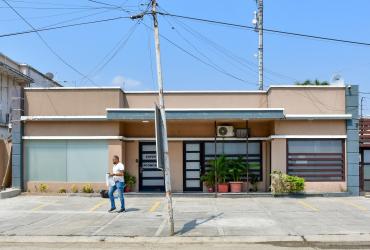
[217,126,234,137]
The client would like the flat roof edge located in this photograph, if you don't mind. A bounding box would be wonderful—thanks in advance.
[24,86,122,90]
[106,108,285,111]
[21,115,107,121]
[24,85,347,93]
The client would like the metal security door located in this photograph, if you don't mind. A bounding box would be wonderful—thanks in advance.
[183,142,202,192]
[139,142,164,192]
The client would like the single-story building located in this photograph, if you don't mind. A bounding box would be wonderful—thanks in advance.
[15,85,360,194]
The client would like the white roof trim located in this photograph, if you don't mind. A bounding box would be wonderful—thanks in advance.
[23,136,123,140]
[24,85,346,92]
[285,114,352,120]
[106,108,285,111]
[22,136,268,141]
[24,86,122,90]
[122,137,269,141]
[124,90,267,94]
[270,135,347,139]
[21,116,106,121]
[268,85,346,89]
[22,135,347,141]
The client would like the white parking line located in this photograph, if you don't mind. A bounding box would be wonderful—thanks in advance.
[154,218,167,236]
[92,213,123,236]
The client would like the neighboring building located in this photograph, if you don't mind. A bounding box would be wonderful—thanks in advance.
[359,118,370,192]
[0,53,61,139]
[18,85,359,195]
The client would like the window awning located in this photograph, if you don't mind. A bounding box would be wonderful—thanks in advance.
[106,108,285,120]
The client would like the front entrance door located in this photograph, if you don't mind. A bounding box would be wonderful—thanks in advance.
[183,142,202,191]
[361,149,370,192]
[139,142,164,192]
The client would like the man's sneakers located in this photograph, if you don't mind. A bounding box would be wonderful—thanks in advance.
[108,207,125,213]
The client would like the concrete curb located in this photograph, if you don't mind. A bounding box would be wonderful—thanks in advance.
[20,192,351,198]
[0,188,21,199]
[0,234,369,244]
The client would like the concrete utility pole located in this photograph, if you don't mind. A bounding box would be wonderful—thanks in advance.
[151,0,175,236]
[257,0,264,90]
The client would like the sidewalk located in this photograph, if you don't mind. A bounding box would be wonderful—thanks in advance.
[1,195,370,246]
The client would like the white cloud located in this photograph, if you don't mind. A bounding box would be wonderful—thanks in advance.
[111,75,142,90]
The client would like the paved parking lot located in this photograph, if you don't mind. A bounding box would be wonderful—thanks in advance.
[1,194,370,238]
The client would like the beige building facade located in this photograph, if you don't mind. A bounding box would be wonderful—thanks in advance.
[20,85,359,194]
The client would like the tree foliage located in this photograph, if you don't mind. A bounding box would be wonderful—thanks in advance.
[295,79,329,86]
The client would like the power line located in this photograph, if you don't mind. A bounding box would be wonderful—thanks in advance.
[157,6,297,83]
[86,0,132,13]
[0,6,119,10]
[0,8,101,22]
[142,21,255,86]
[157,12,370,47]
[0,15,133,38]
[80,21,141,84]
[161,14,255,85]
[1,0,98,86]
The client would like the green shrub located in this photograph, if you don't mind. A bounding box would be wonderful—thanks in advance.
[283,175,304,193]
[58,188,67,193]
[82,184,94,193]
[271,170,305,194]
[71,185,79,193]
[39,183,48,193]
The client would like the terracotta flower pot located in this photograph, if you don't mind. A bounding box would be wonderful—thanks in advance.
[229,182,243,193]
[207,187,214,193]
[217,183,229,193]
[124,187,131,192]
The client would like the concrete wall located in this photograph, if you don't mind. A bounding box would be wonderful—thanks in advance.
[124,141,139,191]
[24,89,123,116]
[268,87,346,114]
[123,93,268,109]
[122,120,273,138]
[271,138,286,174]
[25,121,120,136]
[274,120,346,135]
[24,86,346,115]
[169,141,183,192]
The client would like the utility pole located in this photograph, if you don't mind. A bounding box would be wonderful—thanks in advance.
[257,0,263,90]
[151,0,175,236]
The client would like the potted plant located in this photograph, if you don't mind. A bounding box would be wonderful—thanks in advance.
[228,157,246,193]
[200,170,215,192]
[124,172,136,192]
[209,155,229,193]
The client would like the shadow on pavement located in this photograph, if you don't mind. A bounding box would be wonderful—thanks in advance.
[177,213,223,235]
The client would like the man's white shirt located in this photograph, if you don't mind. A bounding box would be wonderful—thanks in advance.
[112,162,125,182]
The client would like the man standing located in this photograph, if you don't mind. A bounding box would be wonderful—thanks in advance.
[108,155,125,213]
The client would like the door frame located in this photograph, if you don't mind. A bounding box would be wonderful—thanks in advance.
[138,141,164,192]
[183,142,203,192]
[360,148,370,192]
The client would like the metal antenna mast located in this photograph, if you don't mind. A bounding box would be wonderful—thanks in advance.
[254,0,264,90]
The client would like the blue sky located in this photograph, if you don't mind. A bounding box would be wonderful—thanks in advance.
[0,0,370,112]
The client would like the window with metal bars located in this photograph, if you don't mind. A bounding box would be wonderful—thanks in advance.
[287,139,345,182]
